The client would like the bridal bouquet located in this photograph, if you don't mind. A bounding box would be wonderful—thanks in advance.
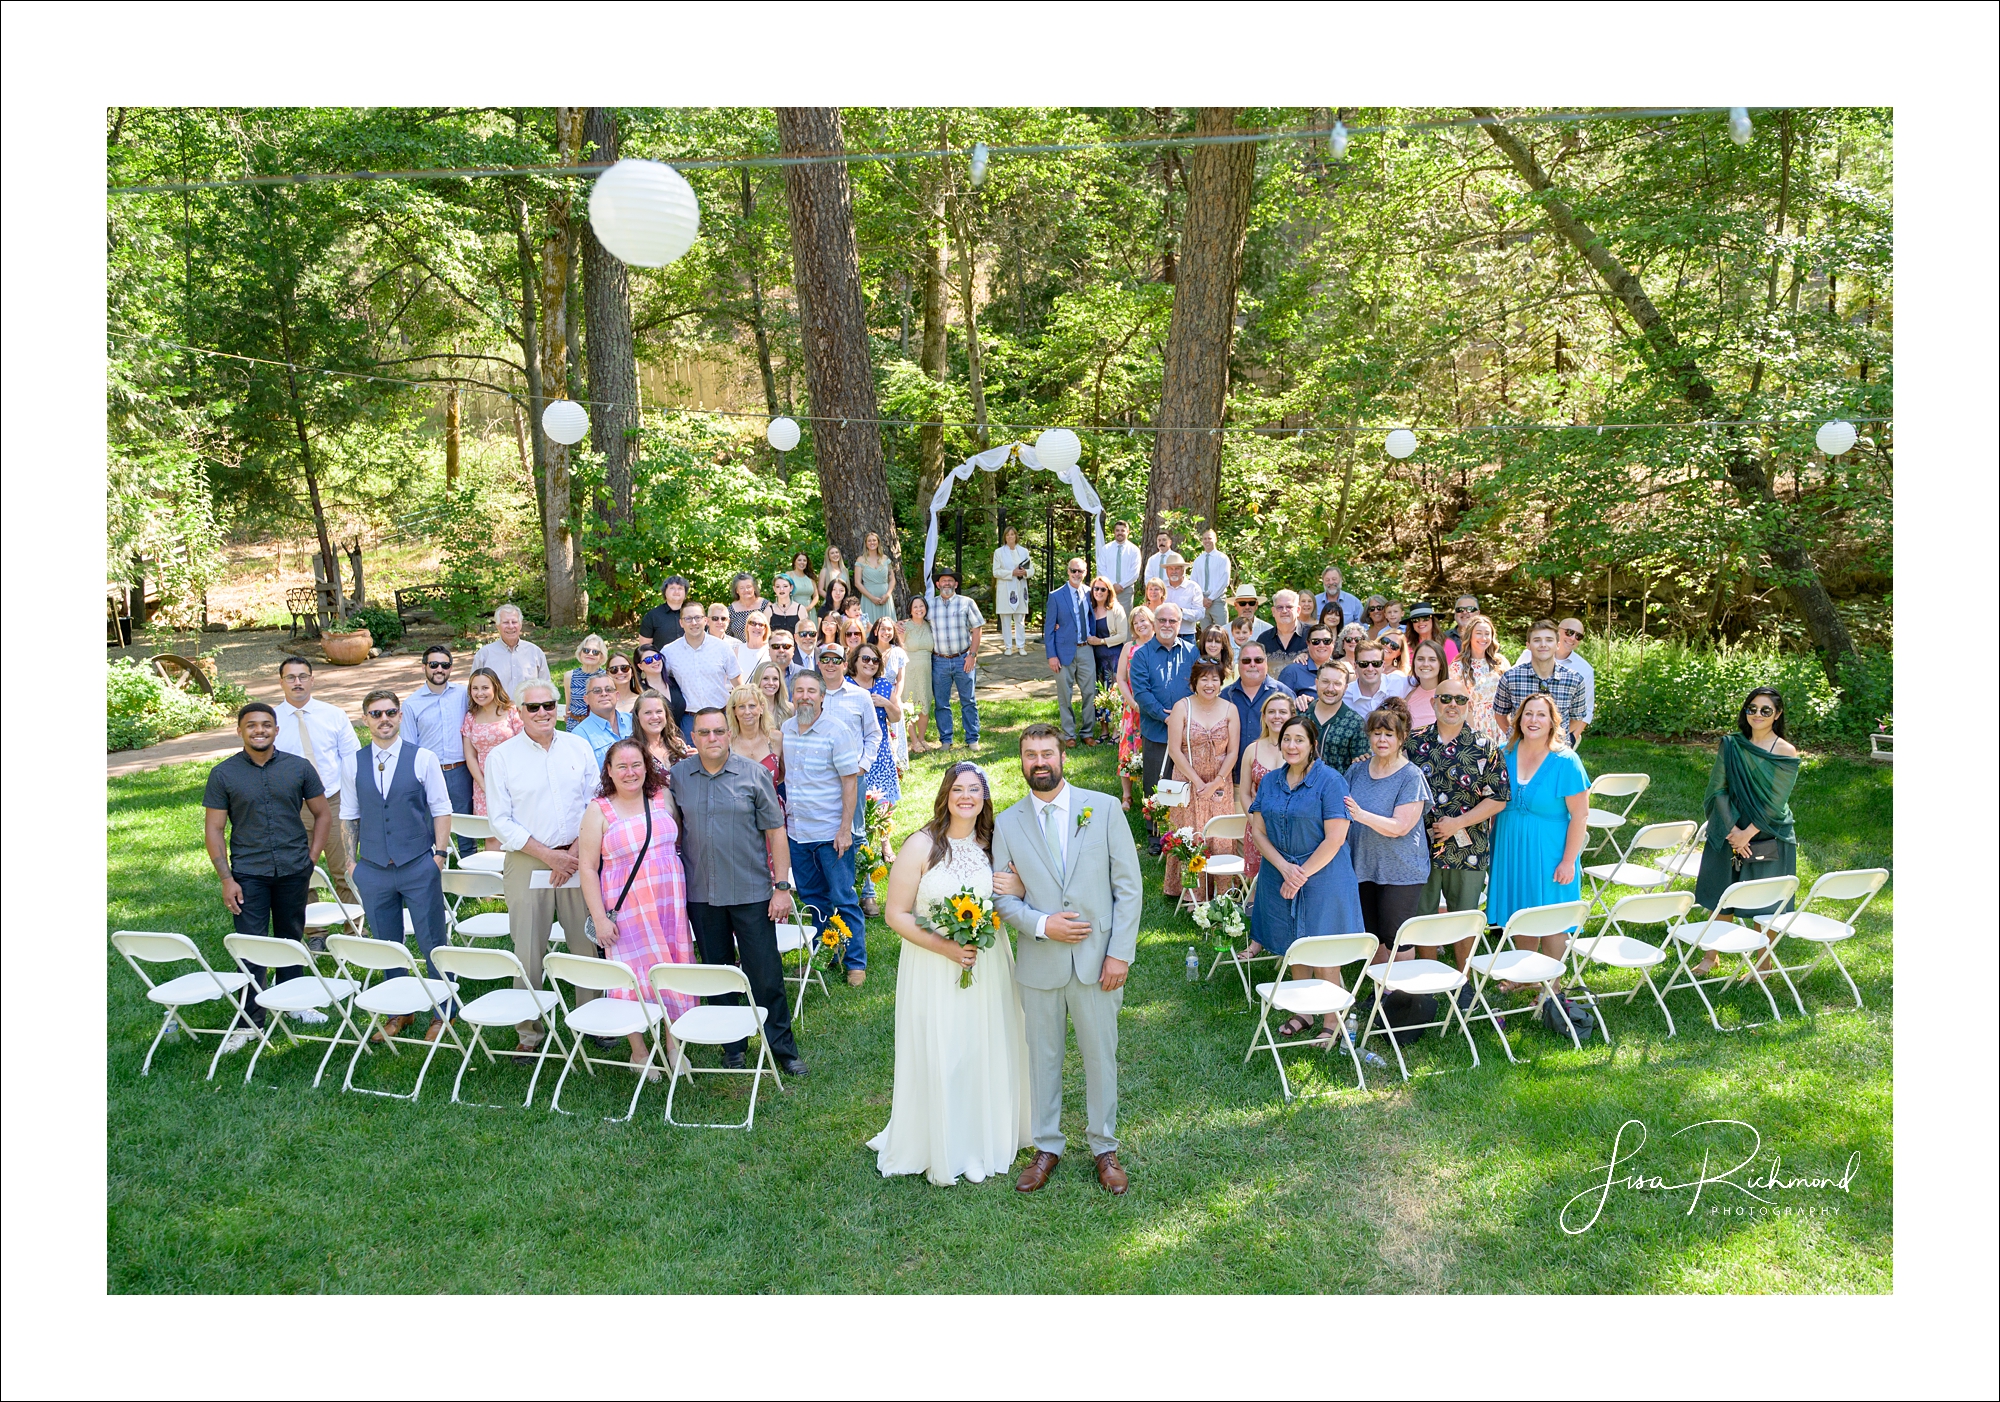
[925,887,1000,989]
[1189,891,1247,954]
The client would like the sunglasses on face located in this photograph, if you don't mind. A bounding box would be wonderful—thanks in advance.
[1747,704,1778,716]
[640,653,661,665]
[1455,606,1477,615]
[1309,638,1334,648]
[1069,567,1085,575]
[581,649,604,657]
[1437,693,1470,705]
[1561,628,1583,638]
[1356,660,1383,670]
[425,661,451,670]
[366,707,400,720]
[522,700,559,713]
[608,664,632,675]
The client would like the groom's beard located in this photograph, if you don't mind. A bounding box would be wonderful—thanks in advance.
[1025,764,1062,792]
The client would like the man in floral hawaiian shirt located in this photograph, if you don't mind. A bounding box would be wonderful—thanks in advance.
[1404,680,1511,989]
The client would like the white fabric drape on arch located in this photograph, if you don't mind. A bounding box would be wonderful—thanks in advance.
[920,442,1106,599]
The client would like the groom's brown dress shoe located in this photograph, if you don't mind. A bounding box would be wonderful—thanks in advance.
[1015,1151,1060,1192]
[1094,1151,1129,1196]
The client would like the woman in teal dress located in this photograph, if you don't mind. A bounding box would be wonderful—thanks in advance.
[782,551,820,615]
[855,531,896,625]
[1486,693,1590,965]
[1691,687,1800,972]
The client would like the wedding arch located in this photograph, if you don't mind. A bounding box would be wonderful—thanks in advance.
[920,441,1105,594]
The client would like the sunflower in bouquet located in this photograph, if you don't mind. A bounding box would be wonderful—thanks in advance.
[1159,825,1207,878]
[856,788,893,885]
[925,887,1000,988]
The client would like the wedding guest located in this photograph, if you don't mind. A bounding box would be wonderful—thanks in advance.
[1163,659,1240,902]
[573,671,635,765]
[1377,628,1407,677]
[1143,527,1175,586]
[855,531,896,625]
[631,645,674,712]
[728,681,785,801]
[707,603,746,670]
[340,687,455,1041]
[781,672,866,990]
[1361,595,1390,641]
[1458,612,1512,745]
[1247,714,1364,1041]
[818,543,851,601]
[672,709,808,1075]
[993,524,1035,655]
[1236,690,1296,887]
[781,552,820,615]
[1098,519,1141,614]
[561,635,612,726]
[1554,617,1596,748]
[1383,599,1406,635]
[1486,693,1590,975]
[1690,688,1801,976]
[819,639,885,922]
[817,611,843,651]
[577,739,694,1076]
[273,654,361,906]
[461,668,523,834]
[471,604,552,701]
[1279,624,1339,695]
[1403,639,1449,728]
[901,596,936,754]
[1344,641,1412,719]
[1196,624,1235,675]
[1190,528,1232,629]
[1406,682,1509,982]
[871,615,911,765]
[1263,589,1311,662]
[850,641,903,822]
[1315,566,1362,632]
[1115,606,1155,810]
[927,566,986,750]
[1336,622,1368,669]
[726,572,769,640]
[818,577,853,624]
[1491,619,1589,744]
[401,645,473,850]
[1343,707,1433,972]
[1230,585,1272,640]
[1159,553,1205,641]
[765,631,807,686]
[1221,640,1294,784]
[1088,576,1128,708]
[1449,594,1483,655]
[1308,661,1368,773]
[638,577,691,653]
[1404,603,1455,667]
[1142,576,1168,619]
[1129,601,1196,796]
[738,612,775,676]
[766,573,809,640]
[203,702,331,1048]
[605,650,634,703]
[661,601,742,743]
[632,691,691,784]
[483,678,600,1052]
[1042,564,1105,749]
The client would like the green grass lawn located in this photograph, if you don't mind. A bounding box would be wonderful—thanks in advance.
[107,701,1892,1293]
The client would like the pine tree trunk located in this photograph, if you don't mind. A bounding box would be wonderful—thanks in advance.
[917,198,950,508]
[583,107,640,618]
[777,107,905,605]
[1474,109,1859,676]
[1145,107,1256,547]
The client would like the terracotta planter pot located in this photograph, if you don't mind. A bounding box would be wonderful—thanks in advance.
[321,629,374,666]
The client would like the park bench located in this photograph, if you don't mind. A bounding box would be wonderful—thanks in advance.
[394,583,460,626]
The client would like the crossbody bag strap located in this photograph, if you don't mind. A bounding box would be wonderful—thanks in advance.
[611,799,654,914]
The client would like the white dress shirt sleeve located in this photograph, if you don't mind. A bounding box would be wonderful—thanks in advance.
[415,749,453,816]
[339,750,361,820]
[485,741,531,851]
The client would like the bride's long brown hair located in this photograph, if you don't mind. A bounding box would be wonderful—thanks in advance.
[919,762,996,872]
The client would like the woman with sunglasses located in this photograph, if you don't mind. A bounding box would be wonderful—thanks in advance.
[738,612,774,676]
[1088,574,1128,701]
[1377,628,1408,677]
[727,681,786,804]
[1689,688,1800,975]
[1337,622,1368,669]
[870,616,910,768]
[1361,595,1390,641]
[849,642,903,837]
[631,646,674,710]
[1403,604,1456,668]
[562,634,612,725]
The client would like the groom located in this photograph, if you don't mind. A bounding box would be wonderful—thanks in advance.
[992,724,1144,1195]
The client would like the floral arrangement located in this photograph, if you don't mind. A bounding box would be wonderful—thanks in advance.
[1159,825,1207,878]
[822,912,854,960]
[924,887,1000,988]
[1094,683,1123,740]
[1188,891,1248,953]
[856,788,893,885]
[1119,750,1143,779]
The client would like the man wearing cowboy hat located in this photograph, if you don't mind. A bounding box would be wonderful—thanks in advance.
[1228,584,1272,641]
[927,564,986,750]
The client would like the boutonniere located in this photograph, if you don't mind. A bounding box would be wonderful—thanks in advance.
[1075,806,1094,832]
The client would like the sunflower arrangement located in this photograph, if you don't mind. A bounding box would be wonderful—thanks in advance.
[856,789,893,886]
[1159,825,1207,878]
[924,887,1000,989]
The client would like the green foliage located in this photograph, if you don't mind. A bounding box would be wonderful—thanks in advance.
[1587,637,1890,746]
[107,659,228,752]
[345,603,404,646]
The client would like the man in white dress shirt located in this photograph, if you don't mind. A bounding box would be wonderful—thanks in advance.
[340,688,455,1041]
[1096,519,1141,615]
[1189,529,1232,630]
[660,602,742,742]
[1158,553,1205,641]
[1342,640,1413,718]
[1142,528,1176,587]
[273,654,362,906]
[469,604,552,700]
[1554,617,1596,747]
[482,678,601,1050]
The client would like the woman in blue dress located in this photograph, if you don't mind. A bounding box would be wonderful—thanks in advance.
[1248,714,1365,1041]
[850,641,903,809]
[1486,693,1591,977]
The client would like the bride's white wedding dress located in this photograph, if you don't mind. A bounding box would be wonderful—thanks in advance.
[868,835,1033,1186]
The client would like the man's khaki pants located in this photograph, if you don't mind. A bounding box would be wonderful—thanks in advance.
[306,803,359,904]
[503,847,595,1044]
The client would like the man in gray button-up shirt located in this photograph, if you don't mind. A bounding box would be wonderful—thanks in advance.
[669,706,806,1075]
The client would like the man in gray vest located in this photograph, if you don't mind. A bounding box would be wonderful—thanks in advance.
[341,687,455,1042]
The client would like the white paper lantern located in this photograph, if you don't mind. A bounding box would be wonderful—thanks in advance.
[1728,107,1753,145]
[1383,428,1418,460]
[587,158,701,268]
[541,399,588,445]
[970,141,990,188]
[1330,120,1349,159]
[1814,419,1857,456]
[766,416,801,452]
[1035,427,1081,473]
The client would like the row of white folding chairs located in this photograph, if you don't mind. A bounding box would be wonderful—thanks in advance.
[111,929,783,1129]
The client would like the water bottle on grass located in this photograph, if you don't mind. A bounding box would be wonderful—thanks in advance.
[1185,947,1200,982]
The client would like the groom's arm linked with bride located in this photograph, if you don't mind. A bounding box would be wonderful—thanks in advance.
[990,783,1144,993]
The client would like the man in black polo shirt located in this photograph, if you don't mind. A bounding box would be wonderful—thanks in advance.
[203,702,332,1050]
[638,576,693,727]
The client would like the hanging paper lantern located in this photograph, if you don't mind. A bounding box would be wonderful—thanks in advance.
[542,399,588,445]
[1383,428,1418,460]
[970,141,990,188]
[1814,420,1857,456]
[587,158,701,268]
[1035,427,1081,473]
[1728,107,1753,145]
[1330,120,1349,159]
[766,416,801,452]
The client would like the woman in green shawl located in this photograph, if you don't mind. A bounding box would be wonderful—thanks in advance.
[1692,686,1800,975]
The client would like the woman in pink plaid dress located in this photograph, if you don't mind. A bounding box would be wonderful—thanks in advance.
[578,739,696,1077]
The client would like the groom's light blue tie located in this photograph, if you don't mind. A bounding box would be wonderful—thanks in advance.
[1041,801,1064,881]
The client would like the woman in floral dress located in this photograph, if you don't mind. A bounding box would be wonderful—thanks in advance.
[1116,606,1155,810]
[1458,612,1512,746]
[1163,659,1240,901]
[461,668,524,833]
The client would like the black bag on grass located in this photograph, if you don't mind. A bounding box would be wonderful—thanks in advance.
[1378,990,1437,1046]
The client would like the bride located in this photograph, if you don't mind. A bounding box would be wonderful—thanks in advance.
[868,762,1034,1186]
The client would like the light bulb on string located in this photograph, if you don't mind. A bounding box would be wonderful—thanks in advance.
[1330,120,1349,158]
[1728,108,1753,145]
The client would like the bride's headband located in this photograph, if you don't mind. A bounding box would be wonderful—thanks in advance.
[944,760,993,792]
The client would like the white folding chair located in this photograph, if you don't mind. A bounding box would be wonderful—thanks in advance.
[1582,820,1697,918]
[305,862,367,939]
[543,952,669,1122]
[776,903,834,1021]
[1464,900,1592,1058]
[651,962,783,1130]
[428,945,567,1107]
[1568,891,1693,1042]
[111,931,254,1079]
[1358,909,1486,1080]
[1197,813,1248,898]
[221,933,362,1086]
[1244,934,1379,1098]
[1659,820,1707,890]
[447,814,507,874]
[1581,773,1650,864]
[1756,867,1889,1014]
[1658,875,1802,1031]
[442,868,511,945]
[324,933,464,1100]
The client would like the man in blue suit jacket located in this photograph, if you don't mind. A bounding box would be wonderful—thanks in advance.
[1127,601,1196,797]
[1044,556,1100,746]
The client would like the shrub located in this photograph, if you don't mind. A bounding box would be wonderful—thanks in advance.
[107,658,229,752]
[346,602,404,647]
[1585,637,1891,748]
